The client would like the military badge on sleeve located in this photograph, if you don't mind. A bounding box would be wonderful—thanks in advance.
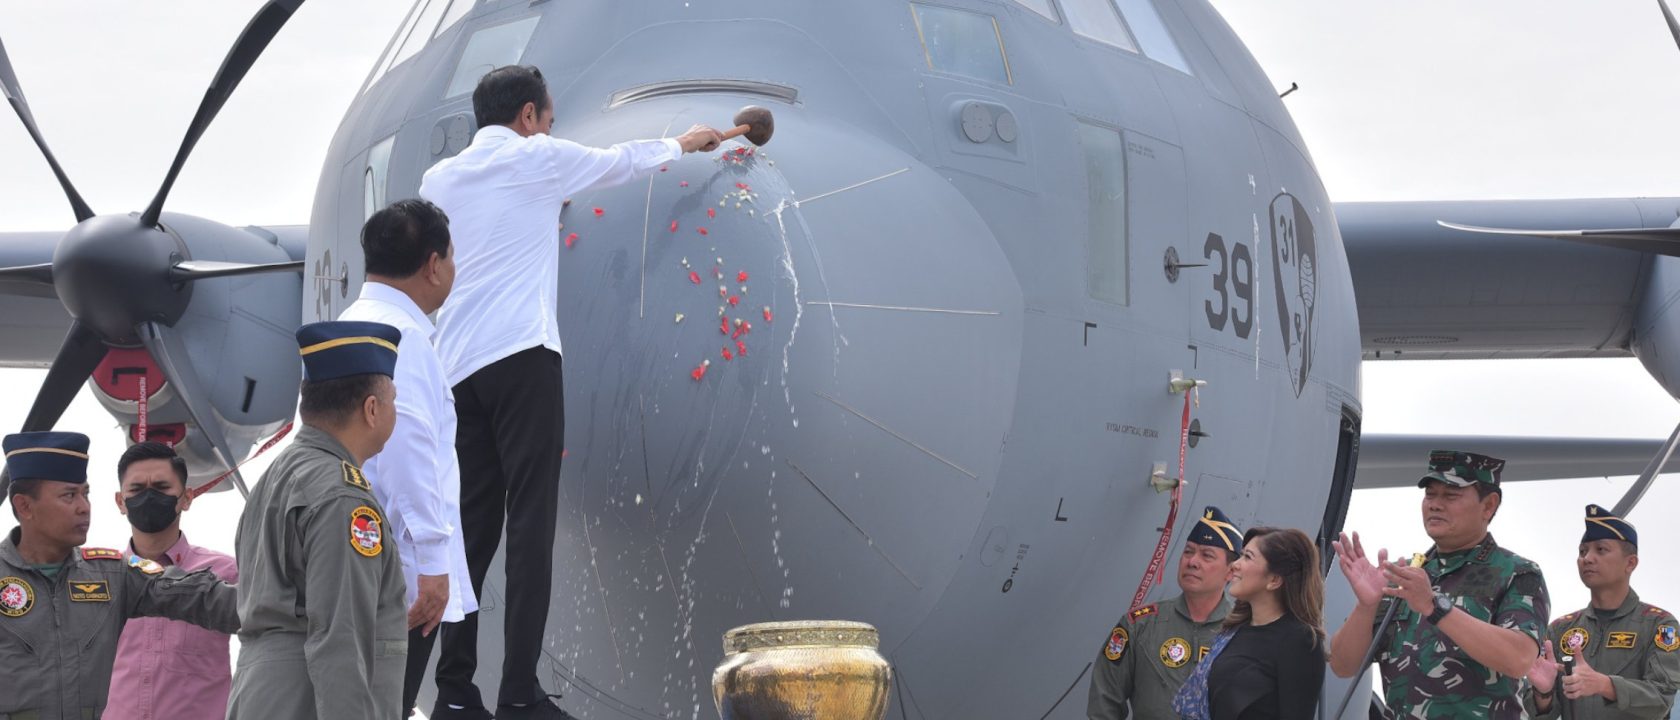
[350,505,384,557]
[126,555,164,575]
[1160,637,1191,668]
[1657,625,1679,652]
[1561,627,1589,656]
[1104,627,1129,662]
[0,577,33,617]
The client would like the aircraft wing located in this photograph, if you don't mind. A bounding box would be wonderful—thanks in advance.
[1356,433,1670,488]
[1339,198,1680,360]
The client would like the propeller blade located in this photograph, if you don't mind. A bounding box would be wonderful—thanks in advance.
[169,259,304,283]
[0,36,95,222]
[22,321,107,431]
[0,263,53,286]
[1613,419,1680,517]
[140,0,306,227]
[138,321,250,497]
[1437,220,1680,255]
[1660,0,1680,53]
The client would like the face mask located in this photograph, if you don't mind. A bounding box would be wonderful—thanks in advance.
[124,489,180,534]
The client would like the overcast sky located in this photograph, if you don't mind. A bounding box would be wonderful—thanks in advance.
[3,0,1680,673]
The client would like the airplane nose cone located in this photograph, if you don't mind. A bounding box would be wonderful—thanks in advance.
[540,98,1024,700]
[53,214,191,342]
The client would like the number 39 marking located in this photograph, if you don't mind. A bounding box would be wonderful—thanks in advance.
[1203,232,1253,339]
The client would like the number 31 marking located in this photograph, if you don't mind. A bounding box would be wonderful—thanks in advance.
[1203,232,1253,339]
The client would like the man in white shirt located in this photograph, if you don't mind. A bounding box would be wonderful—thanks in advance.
[337,198,476,718]
[419,65,722,720]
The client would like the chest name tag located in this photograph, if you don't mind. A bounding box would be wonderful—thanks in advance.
[70,580,111,602]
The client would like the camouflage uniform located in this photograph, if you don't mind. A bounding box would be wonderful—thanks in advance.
[1086,593,1234,720]
[1523,591,1680,719]
[1373,533,1550,719]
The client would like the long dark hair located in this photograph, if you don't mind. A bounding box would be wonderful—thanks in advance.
[1223,527,1326,648]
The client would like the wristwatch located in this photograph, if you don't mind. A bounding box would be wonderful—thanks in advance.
[1426,591,1453,625]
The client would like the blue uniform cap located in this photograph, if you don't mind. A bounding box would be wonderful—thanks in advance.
[1187,505,1243,554]
[1582,504,1637,548]
[296,321,401,382]
[3,431,91,484]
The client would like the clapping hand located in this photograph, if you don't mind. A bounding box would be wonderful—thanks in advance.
[1331,532,1387,608]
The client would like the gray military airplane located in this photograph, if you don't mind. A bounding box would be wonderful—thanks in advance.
[4,1,1680,718]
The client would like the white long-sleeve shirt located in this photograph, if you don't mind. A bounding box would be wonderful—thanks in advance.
[420,124,683,385]
[338,282,477,621]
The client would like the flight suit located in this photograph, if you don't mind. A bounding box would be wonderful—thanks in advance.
[1524,591,1680,720]
[226,425,407,720]
[1086,594,1234,720]
[0,528,238,720]
[1373,533,1550,720]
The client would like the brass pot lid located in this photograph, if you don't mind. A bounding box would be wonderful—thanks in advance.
[722,620,880,654]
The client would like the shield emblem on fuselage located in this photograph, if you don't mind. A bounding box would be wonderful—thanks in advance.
[1269,193,1317,397]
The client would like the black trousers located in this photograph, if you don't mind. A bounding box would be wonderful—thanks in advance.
[405,624,439,715]
[434,347,565,709]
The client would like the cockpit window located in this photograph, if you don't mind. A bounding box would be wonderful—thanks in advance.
[1013,0,1058,22]
[363,135,396,222]
[433,0,476,39]
[910,4,1013,86]
[1113,0,1191,74]
[386,0,452,72]
[444,15,543,99]
[1061,0,1138,52]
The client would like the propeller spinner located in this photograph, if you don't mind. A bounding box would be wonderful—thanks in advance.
[0,0,310,497]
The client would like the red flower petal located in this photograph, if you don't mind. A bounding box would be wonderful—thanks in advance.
[736,271,749,283]
[707,208,716,219]
[727,295,740,306]
[689,271,702,284]
[736,340,748,356]
[593,207,604,216]
[671,220,679,232]
[736,183,748,189]
[680,181,689,187]
[565,232,579,248]
[763,308,773,323]
[698,227,709,236]
[720,317,730,335]
[660,166,669,172]
[691,364,706,381]
[722,347,734,361]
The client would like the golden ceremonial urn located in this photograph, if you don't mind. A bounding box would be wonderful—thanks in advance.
[712,620,891,720]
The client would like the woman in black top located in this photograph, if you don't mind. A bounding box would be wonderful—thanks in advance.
[1175,527,1327,720]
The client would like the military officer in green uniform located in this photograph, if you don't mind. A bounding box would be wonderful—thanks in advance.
[1525,504,1679,719]
[1330,450,1551,720]
[0,430,239,719]
[227,321,408,720]
[1086,505,1244,720]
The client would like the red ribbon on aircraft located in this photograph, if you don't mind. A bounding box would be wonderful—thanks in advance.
[1129,390,1190,613]
[188,421,295,500]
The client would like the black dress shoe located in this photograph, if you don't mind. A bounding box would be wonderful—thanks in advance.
[495,696,578,720]
[429,703,496,720]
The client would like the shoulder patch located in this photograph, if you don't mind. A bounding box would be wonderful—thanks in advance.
[349,505,384,557]
[0,576,34,617]
[80,547,123,561]
[126,555,164,576]
[342,461,370,491]
[1645,605,1671,618]
[1104,626,1129,662]
[1657,624,1679,653]
[1130,604,1158,620]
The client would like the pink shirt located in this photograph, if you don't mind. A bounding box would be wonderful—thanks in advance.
[105,533,238,720]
